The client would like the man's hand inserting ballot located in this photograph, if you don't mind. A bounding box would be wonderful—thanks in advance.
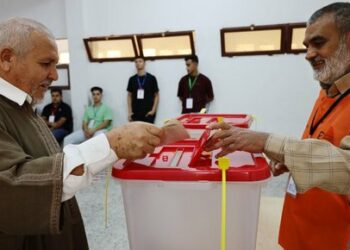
[159,119,190,146]
[106,122,162,160]
[204,122,269,158]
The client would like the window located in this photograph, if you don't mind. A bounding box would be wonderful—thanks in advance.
[56,39,70,65]
[221,23,308,57]
[51,64,70,90]
[83,36,138,62]
[84,31,196,62]
[286,23,307,54]
[137,31,195,60]
[221,25,285,56]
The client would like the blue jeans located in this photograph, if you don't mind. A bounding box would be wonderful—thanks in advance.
[52,128,70,144]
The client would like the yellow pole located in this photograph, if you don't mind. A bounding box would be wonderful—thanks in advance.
[104,166,112,228]
[218,157,230,250]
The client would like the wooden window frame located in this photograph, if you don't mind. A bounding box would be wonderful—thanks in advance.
[50,64,70,90]
[136,31,196,60]
[221,24,286,57]
[285,22,307,54]
[83,35,138,62]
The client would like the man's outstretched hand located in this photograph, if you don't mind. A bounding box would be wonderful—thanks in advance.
[204,122,269,158]
[106,122,162,160]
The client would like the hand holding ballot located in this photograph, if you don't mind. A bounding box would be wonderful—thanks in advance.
[159,119,190,146]
[106,119,189,161]
[107,122,162,160]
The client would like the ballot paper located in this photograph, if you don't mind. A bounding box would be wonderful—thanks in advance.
[160,119,190,146]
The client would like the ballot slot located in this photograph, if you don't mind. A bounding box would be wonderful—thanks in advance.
[169,149,184,167]
[153,146,194,168]
[124,131,212,169]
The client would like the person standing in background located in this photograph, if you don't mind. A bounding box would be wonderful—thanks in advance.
[41,88,73,144]
[177,55,214,114]
[127,56,159,124]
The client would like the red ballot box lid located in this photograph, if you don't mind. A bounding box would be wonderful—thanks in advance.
[177,114,252,129]
[112,130,270,182]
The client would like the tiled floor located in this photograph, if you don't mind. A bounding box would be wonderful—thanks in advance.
[76,171,288,250]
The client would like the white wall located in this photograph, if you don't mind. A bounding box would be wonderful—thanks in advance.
[2,0,336,137]
[0,0,67,38]
[65,0,336,137]
[0,0,70,114]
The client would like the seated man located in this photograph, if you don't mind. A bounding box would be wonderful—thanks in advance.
[41,88,73,144]
[64,86,113,146]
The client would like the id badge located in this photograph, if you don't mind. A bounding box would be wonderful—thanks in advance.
[286,175,297,198]
[88,119,95,128]
[137,89,145,100]
[48,115,55,123]
[186,98,193,109]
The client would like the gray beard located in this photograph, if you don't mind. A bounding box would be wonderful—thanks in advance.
[313,40,350,84]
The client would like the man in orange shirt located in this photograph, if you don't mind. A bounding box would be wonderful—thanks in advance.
[206,3,350,250]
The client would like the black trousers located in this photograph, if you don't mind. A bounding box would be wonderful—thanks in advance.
[132,113,156,124]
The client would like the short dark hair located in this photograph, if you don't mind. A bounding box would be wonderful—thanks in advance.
[90,86,103,93]
[309,2,350,36]
[184,54,199,63]
[50,88,62,95]
[135,56,145,61]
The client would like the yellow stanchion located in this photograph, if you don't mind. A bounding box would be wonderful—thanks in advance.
[218,157,230,250]
[104,166,112,228]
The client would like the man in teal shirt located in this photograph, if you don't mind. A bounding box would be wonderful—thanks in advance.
[63,86,113,146]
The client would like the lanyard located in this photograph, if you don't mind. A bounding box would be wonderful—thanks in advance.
[92,105,100,119]
[50,106,58,115]
[188,75,199,93]
[137,73,147,89]
[309,88,350,136]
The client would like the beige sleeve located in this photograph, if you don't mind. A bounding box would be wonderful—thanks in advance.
[264,134,350,195]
